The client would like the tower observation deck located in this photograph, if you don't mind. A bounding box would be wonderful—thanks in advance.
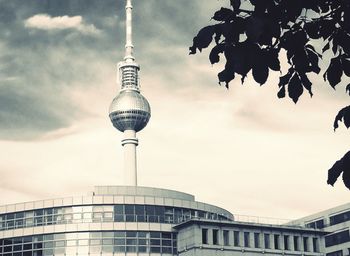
[109,0,151,186]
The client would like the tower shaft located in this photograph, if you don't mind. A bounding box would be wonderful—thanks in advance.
[121,130,138,186]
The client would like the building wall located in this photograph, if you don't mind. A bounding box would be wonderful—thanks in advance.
[175,220,325,256]
[292,203,350,256]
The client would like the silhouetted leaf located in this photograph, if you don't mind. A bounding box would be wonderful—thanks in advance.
[306,48,321,74]
[218,68,235,88]
[230,0,241,11]
[265,49,280,71]
[324,57,343,88]
[277,85,285,98]
[252,47,269,85]
[246,16,264,43]
[252,64,269,85]
[212,7,234,22]
[300,73,313,97]
[209,44,225,65]
[189,26,215,54]
[322,42,330,53]
[279,70,293,87]
[288,73,303,103]
[327,151,350,189]
[334,105,350,130]
[342,58,350,77]
[327,157,344,186]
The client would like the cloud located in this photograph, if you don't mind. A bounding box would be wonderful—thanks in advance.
[24,14,100,35]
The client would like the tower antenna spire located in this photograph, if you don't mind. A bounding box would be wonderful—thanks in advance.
[109,0,151,186]
[125,0,134,62]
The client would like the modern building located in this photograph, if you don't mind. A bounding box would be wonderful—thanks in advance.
[292,202,350,256]
[0,0,347,256]
[0,186,327,256]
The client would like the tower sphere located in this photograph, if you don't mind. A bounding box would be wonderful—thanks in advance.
[109,90,151,132]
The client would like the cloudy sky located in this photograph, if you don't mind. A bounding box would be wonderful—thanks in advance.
[0,0,349,222]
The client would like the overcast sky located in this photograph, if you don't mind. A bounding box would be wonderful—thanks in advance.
[0,0,349,222]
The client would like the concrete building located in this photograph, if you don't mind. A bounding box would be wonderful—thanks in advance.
[292,203,350,256]
[0,0,347,256]
[0,186,327,256]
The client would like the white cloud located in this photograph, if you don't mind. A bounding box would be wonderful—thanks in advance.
[24,14,100,35]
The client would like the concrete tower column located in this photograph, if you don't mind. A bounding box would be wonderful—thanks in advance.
[121,130,138,186]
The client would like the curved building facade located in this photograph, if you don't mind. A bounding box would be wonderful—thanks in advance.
[0,186,233,256]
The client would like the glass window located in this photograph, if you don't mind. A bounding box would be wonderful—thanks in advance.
[125,205,134,215]
[284,235,289,250]
[213,229,219,245]
[135,205,145,215]
[150,239,160,246]
[234,231,240,246]
[293,236,300,251]
[150,246,161,253]
[114,205,124,214]
[202,229,208,244]
[303,237,309,251]
[274,234,280,250]
[126,231,137,238]
[313,237,319,252]
[254,233,260,248]
[264,233,270,249]
[330,211,350,226]
[114,232,126,238]
[325,230,350,247]
[223,230,230,246]
[326,250,344,256]
[126,238,137,245]
[244,232,250,247]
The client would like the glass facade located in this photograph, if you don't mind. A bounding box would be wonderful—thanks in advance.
[0,231,176,256]
[329,211,350,226]
[325,230,350,247]
[0,205,230,231]
[306,219,325,229]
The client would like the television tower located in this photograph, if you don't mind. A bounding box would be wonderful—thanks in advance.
[109,0,151,186]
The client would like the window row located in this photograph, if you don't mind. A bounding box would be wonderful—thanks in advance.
[0,205,230,231]
[325,230,350,247]
[201,228,320,252]
[306,219,325,229]
[329,211,350,226]
[0,231,177,255]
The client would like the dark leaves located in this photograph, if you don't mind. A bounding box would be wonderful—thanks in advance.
[246,16,264,43]
[189,26,215,54]
[327,151,350,189]
[322,42,330,53]
[252,48,269,85]
[265,49,280,71]
[209,44,225,64]
[230,0,241,11]
[342,58,350,77]
[212,7,235,22]
[324,57,343,88]
[334,105,350,130]
[299,73,313,97]
[277,70,293,99]
[288,73,303,103]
